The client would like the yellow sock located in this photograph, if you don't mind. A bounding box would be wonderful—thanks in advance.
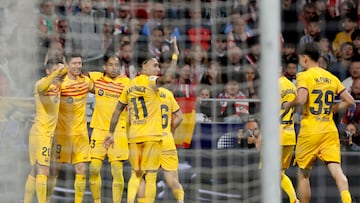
[172,188,184,201]
[340,190,352,203]
[281,172,297,203]
[111,161,124,203]
[74,174,86,203]
[127,170,143,203]
[24,174,35,203]
[137,197,145,203]
[90,159,103,203]
[144,172,157,203]
[36,174,47,203]
[46,175,57,202]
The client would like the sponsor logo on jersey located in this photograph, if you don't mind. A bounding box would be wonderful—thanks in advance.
[67,97,73,103]
[98,89,104,96]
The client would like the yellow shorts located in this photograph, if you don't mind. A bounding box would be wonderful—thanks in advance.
[161,149,179,171]
[52,132,91,164]
[29,128,53,166]
[128,141,162,171]
[90,128,128,162]
[295,131,341,170]
[281,145,295,169]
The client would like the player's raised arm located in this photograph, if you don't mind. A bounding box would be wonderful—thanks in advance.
[334,89,355,113]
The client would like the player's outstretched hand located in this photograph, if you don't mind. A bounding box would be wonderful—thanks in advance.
[103,134,114,149]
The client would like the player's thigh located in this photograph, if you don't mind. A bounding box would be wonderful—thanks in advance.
[295,134,320,169]
[29,132,53,166]
[281,145,295,169]
[71,133,91,164]
[319,131,341,164]
[161,149,179,171]
[90,129,107,161]
[108,130,129,162]
[141,141,162,171]
[52,132,72,164]
[128,142,143,171]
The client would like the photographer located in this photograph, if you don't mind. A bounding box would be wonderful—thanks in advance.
[237,116,262,149]
[341,122,360,152]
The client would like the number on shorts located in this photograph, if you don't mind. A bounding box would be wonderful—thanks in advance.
[55,144,62,159]
[41,147,51,157]
[130,96,148,119]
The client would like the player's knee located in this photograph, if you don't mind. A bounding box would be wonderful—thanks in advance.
[89,160,102,177]
[36,164,50,176]
[111,161,123,178]
[298,168,311,178]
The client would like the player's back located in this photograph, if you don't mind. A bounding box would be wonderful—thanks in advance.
[279,76,296,146]
[159,87,180,151]
[297,67,344,134]
[120,74,163,143]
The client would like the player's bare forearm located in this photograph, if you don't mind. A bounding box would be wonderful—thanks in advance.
[334,90,355,113]
[109,101,126,133]
[172,110,183,131]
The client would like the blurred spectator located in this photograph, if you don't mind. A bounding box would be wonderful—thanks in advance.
[200,61,224,96]
[92,0,114,19]
[245,35,260,65]
[298,2,317,37]
[236,115,260,149]
[241,65,260,115]
[208,33,228,67]
[145,26,170,61]
[343,78,360,124]
[227,13,251,50]
[55,0,80,17]
[186,43,209,84]
[217,78,249,123]
[38,0,58,46]
[184,7,212,51]
[44,39,65,67]
[65,0,103,60]
[332,13,358,57]
[225,46,245,83]
[283,54,298,84]
[174,64,197,98]
[232,0,258,29]
[299,16,321,46]
[195,85,214,122]
[318,55,330,69]
[326,1,357,43]
[119,42,137,79]
[282,43,297,62]
[340,122,360,151]
[316,35,337,65]
[114,2,131,35]
[328,42,353,81]
[143,2,166,36]
[222,8,254,37]
[351,29,360,57]
[57,18,69,48]
[281,0,299,44]
[342,57,360,90]
[101,19,114,54]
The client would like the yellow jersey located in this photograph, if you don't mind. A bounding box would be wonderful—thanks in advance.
[119,74,163,143]
[88,72,130,131]
[279,76,296,146]
[296,67,345,135]
[159,87,180,151]
[31,74,61,134]
[56,74,93,135]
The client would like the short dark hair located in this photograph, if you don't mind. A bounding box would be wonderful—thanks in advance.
[298,42,320,62]
[351,30,360,41]
[65,53,82,63]
[103,54,119,64]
